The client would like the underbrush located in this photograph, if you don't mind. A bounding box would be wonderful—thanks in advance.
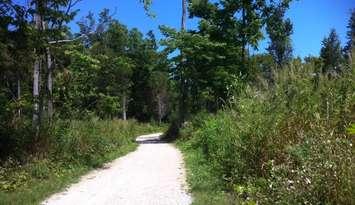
[0,119,164,205]
[178,65,354,204]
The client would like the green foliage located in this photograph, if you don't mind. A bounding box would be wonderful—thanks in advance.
[52,16,171,121]
[347,124,355,134]
[178,62,354,204]
[344,9,355,58]
[161,0,297,115]
[161,26,242,113]
[0,119,164,204]
[265,0,293,67]
[128,28,170,121]
[320,29,344,73]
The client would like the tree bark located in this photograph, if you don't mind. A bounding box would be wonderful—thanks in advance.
[17,77,21,118]
[181,0,187,30]
[33,1,42,131]
[122,94,127,120]
[178,0,188,125]
[33,53,40,129]
[157,95,162,124]
[241,6,247,69]
[47,48,53,121]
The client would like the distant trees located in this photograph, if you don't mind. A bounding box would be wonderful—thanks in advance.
[319,10,355,75]
[1,0,354,135]
[344,10,355,64]
[149,71,170,123]
[162,0,295,114]
[0,0,78,131]
[0,2,171,145]
[63,10,171,121]
[0,1,32,127]
[265,0,293,67]
[127,28,170,121]
[31,0,79,131]
[320,29,344,74]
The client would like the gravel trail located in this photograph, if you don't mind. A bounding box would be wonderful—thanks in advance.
[42,133,192,205]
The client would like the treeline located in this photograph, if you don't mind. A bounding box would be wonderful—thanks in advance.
[1,1,171,159]
[171,1,354,204]
[161,0,353,118]
[0,0,354,203]
[178,59,354,204]
[1,1,168,202]
[59,10,171,122]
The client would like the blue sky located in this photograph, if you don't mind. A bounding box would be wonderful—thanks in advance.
[66,0,354,58]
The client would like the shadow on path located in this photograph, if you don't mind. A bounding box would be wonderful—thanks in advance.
[135,133,167,144]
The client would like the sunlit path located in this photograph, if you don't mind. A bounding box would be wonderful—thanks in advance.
[42,133,192,205]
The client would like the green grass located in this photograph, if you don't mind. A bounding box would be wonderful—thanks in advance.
[177,140,234,205]
[176,63,354,204]
[0,119,165,205]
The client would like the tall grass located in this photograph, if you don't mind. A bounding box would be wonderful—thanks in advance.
[178,63,354,204]
[0,119,164,205]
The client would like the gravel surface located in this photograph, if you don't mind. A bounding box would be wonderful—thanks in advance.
[42,133,192,205]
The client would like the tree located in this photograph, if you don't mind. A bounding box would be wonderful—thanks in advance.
[149,71,170,123]
[97,55,133,119]
[128,29,167,121]
[161,0,295,114]
[181,0,187,30]
[161,26,236,112]
[344,9,355,64]
[30,0,79,129]
[102,22,132,120]
[77,9,114,49]
[320,29,344,74]
[75,9,171,121]
[189,0,265,72]
[0,1,32,120]
[265,0,293,67]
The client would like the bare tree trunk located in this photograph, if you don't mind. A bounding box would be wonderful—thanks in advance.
[122,94,127,121]
[46,48,53,121]
[33,54,40,129]
[17,77,21,118]
[33,2,42,131]
[178,0,188,125]
[157,95,162,124]
[241,6,246,69]
[181,0,187,30]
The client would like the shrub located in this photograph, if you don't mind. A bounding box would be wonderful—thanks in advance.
[0,119,164,195]
[179,62,354,204]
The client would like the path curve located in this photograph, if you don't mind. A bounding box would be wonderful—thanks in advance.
[42,133,192,205]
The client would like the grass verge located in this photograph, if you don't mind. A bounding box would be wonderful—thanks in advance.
[0,119,165,205]
[177,140,234,205]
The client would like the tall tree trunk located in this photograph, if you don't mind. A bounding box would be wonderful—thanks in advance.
[241,6,247,70]
[157,95,162,124]
[33,1,42,132]
[181,0,187,31]
[33,54,40,129]
[46,48,53,122]
[122,94,127,121]
[17,76,21,118]
[178,0,188,125]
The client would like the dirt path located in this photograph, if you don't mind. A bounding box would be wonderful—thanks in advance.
[42,133,192,205]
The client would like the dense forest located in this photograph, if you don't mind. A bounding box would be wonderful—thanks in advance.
[0,0,354,204]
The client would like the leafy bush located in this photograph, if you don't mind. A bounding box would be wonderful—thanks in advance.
[0,119,164,204]
[179,63,354,204]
